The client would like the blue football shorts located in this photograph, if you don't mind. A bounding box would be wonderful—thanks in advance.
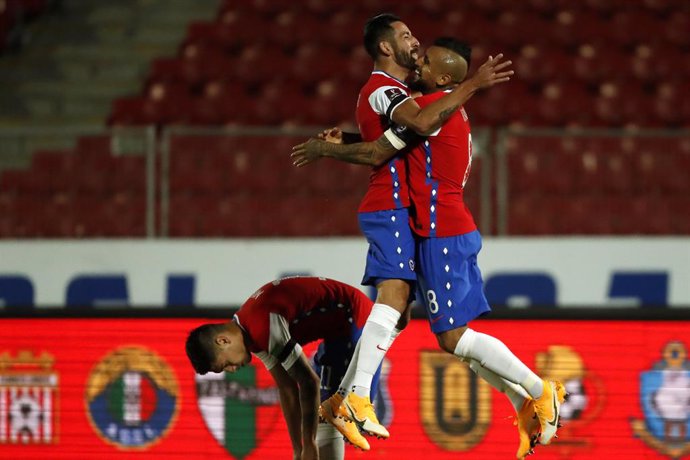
[311,324,381,402]
[358,209,417,287]
[415,230,492,334]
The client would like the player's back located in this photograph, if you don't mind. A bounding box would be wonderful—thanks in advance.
[234,277,372,353]
[407,90,477,238]
[355,71,411,213]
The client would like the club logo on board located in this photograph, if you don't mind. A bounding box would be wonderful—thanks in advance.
[195,365,281,459]
[631,341,690,458]
[419,350,491,451]
[535,345,606,456]
[0,350,58,444]
[85,346,179,450]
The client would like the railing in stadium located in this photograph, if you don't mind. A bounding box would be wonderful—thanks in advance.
[1,126,689,238]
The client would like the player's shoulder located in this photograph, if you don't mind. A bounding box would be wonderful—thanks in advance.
[414,90,447,105]
[364,71,408,92]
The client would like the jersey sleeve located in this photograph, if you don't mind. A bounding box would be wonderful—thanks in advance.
[384,123,423,149]
[267,312,303,370]
[254,351,279,371]
[368,86,411,120]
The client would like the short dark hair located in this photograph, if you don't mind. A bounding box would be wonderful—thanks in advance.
[185,323,224,375]
[363,13,401,59]
[433,37,472,69]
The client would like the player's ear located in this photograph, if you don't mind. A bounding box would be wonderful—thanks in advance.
[379,40,393,57]
[215,334,230,347]
[437,73,452,87]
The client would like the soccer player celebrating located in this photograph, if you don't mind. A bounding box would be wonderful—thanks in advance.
[291,38,565,459]
[295,13,514,445]
[185,276,382,459]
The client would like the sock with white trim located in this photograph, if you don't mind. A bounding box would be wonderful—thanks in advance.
[454,328,543,400]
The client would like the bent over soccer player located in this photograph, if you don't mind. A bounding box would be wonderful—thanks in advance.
[185,276,382,460]
[292,38,565,460]
[294,13,514,445]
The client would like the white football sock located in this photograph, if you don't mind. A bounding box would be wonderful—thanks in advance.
[317,423,345,460]
[351,303,400,398]
[336,340,360,397]
[467,358,529,412]
[385,327,403,349]
[454,328,543,400]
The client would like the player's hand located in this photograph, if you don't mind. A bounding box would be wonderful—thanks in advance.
[470,53,514,89]
[291,138,326,167]
[317,127,343,144]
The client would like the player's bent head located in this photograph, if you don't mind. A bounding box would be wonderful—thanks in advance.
[185,323,225,375]
[364,12,401,59]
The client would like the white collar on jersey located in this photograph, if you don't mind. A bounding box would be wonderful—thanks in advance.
[371,70,409,87]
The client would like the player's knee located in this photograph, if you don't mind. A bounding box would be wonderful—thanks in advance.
[395,310,411,331]
[375,279,411,311]
[435,334,456,354]
[435,328,465,354]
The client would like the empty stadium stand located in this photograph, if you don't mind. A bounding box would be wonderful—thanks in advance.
[1,0,689,237]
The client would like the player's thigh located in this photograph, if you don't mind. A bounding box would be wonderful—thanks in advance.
[416,231,491,335]
[375,278,412,312]
[358,209,416,289]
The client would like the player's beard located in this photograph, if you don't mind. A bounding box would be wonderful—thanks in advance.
[393,44,417,71]
[407,74,427,93]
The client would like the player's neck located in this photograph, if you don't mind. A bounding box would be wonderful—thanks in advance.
[374,59,410,83]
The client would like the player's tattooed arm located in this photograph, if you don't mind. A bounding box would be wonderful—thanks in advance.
[291,135,399,167]
[391,54,513,135]
[316,127,362,144]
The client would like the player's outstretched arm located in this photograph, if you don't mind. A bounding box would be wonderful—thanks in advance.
[291,133,400,168]
[392,54,513,135]
[285,353,321,460]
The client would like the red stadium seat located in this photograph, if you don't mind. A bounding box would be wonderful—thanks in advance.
[536,80,594,127]
[572,44,629,85]
[508,194,560,235]
[505,137,577,194]
[609,10,664,48]
[549,9,608,48]
[593,80,652,127]
[289,43,341,87]
[515,44,569,85]
[664,11,690,47]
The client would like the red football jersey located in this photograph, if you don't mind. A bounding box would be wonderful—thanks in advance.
[233,277,372,369]
[406,91,477,237]
[355,71,411,213]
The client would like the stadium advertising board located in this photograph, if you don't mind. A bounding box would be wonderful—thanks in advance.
[0,318,688,459]
[0,238,688,309]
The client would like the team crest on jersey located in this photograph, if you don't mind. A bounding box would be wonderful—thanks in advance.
[631,341,690,458]
[535,345,605,456]
[384,87,405,103]
[195,365,281,459]
[419,350,491,451]
[85,346,179,450]
[0,350,58,444]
